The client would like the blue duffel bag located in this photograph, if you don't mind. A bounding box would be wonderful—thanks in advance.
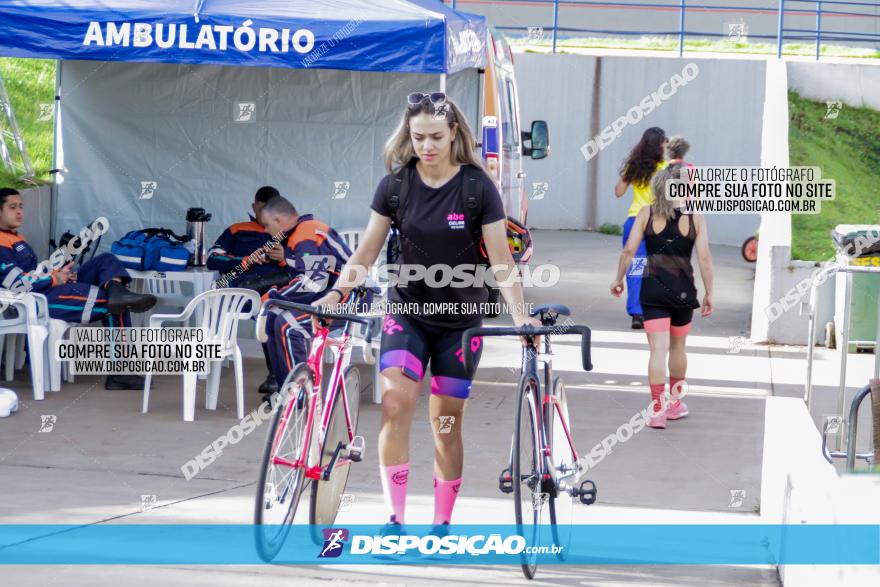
[111,228,191,272]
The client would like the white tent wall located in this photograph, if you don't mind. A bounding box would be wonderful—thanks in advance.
[54,60,479,244]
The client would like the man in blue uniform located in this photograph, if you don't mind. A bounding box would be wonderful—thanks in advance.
[259,196,357,390]
[207,186,295,394]
[0,188,157,390]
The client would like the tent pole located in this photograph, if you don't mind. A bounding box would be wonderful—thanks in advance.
[440,73,447,92]
[49,59,61,247]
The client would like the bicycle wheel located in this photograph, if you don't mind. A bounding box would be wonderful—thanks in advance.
[512,374,542,579]
[309,365,361,544]
[547,377,574,561]
[254,364,315,561]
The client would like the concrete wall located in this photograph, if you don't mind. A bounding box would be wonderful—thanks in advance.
[515,53,594,231]
[510,52,875,344]
[750,58,796,344]
[762,397,880,587]
[516,52,764,245]
[788,60,880,110]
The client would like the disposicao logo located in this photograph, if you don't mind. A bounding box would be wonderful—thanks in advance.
[318,528,349,558]
[349,533,528,556]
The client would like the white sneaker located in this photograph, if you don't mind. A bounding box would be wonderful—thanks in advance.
[0,388,18,418]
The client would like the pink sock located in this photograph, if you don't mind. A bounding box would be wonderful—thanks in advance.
[669,376,685,405]
[380,463,409,524]
[433,475,462,525]
[650,383,665,413]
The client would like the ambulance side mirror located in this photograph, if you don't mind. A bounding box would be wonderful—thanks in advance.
[522,120,549,160]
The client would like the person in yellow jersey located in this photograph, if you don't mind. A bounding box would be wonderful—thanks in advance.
[614,127,668,329]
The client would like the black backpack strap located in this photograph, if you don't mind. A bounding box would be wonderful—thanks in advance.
[140,228,190,242]
[385,161,414,229]
[157,228,191,242]
[461,165,485,253]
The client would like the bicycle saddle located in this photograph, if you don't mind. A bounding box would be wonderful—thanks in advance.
[529,303,571,318]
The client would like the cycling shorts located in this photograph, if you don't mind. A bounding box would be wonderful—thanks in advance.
[378,312,483,399]
[642,304,693,335]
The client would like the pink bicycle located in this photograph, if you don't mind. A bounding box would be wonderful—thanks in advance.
[253,286,379,561]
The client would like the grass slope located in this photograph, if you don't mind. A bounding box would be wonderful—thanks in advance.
[0,57,56,189]
[788,91,880,261]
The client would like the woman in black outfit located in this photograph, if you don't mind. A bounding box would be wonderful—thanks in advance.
[610,163,714,429]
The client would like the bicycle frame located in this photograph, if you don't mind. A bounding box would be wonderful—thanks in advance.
[274,322,357,482]
[520,335,581,496]
[258,294,377,486]
[461,320,592,497]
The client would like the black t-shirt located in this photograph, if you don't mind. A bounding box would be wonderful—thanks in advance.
[371,163,506,328]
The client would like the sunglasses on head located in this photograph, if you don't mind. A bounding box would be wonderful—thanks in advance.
[407,92,447,108]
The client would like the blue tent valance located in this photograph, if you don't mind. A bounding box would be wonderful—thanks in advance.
[0,0,486,73]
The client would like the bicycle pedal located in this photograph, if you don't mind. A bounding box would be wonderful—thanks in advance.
[498,467,514,494]
[347,435,365,462]
[578,480,597,505]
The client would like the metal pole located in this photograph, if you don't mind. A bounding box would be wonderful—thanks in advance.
[835,271,853,452]
[50,60,62,250]
[777,0,786,58]
[552,0,560,54]
[845,385,871,472]
[678,0,686,57]
[875,287,880,380]
[804,282,820,409]
[440,73,447,93]
[815,1,822,60]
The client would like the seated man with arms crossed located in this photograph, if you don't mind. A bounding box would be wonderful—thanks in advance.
[0,187,157,390]
[207,185,294,395]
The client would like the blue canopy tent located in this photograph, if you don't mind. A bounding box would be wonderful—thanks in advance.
[0,0,488,246]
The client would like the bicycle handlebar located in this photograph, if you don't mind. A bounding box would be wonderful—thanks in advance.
[460,324,593,378]
[255,298,379,346]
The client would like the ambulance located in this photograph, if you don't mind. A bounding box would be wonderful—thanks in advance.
[479,27,550,226]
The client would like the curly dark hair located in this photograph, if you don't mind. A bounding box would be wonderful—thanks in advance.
[619,127,667,186]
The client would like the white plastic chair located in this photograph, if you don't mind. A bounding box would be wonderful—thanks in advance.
[0,333,25,381]
[128,277,189,327]
[335,226,389,298]
[335,227,389,405]
[143,288,261,422]
[336,227,364,252]
[47,318,73,389]
[142,278,189,311]
[0,291,51,400]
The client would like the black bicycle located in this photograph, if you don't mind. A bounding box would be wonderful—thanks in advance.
[462,303,597,580]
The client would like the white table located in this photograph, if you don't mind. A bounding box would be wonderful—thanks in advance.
[126,267,217,327]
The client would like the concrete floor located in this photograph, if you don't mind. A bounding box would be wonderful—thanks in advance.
[3,228,862,586]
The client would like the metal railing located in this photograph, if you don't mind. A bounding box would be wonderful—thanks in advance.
[448,0,880,59]
[779,0,880,58]
[822,383,875,472]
